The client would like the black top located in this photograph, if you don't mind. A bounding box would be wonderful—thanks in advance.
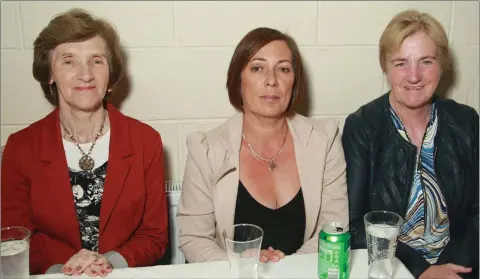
[233,181,306,255]
[342,93,479,279]
[69,162,108,252]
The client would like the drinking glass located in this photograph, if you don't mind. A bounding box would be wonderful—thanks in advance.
[1,226,31,279]
[223,224,264,278]
[364,211,403,279]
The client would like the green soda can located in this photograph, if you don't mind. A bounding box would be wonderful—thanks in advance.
[318,221,350,279]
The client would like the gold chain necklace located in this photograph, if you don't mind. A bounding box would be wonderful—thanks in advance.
[60,112,107,171]
[242,130,288,171]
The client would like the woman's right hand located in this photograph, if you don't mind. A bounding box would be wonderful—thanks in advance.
[419,264,472,279]
[259,246,285,263]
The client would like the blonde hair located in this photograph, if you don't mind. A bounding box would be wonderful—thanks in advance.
[379,9,450,73]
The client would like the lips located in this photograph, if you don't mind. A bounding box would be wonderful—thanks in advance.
[405,86,425,90]
[74,86,96,91]
[261,95,280,100]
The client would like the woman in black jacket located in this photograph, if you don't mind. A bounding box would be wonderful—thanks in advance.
[342,9,478,279]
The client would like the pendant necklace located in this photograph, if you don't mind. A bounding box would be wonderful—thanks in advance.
[60,112,107,171]
[242,129,288,171]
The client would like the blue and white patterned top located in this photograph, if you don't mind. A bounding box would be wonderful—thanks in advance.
[390,103,450,263]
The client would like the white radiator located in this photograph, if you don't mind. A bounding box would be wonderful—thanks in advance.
[166,181,185,264]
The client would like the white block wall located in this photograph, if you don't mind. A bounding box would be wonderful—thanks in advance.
[1,1,479,182]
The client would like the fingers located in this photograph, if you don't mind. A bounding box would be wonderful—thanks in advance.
[446,273,463,279]
[448,264,472,274]
[89,264,109,277]
[259,250,270,262]
[83,266,98,277]
[63,249,99,275]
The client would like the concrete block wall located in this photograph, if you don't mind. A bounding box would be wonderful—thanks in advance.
[1,1,479,182]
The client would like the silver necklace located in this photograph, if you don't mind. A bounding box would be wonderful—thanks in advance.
[242,130,288,171]
[60,112,107,171]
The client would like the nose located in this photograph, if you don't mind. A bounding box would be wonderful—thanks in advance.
[77,63,94,82]
[265,69,278,87]
[407,64,421,84]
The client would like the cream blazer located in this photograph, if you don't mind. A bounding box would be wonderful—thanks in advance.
[177,112,349,263]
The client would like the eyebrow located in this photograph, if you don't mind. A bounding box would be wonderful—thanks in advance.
[250,58,292,64]
[390,55,436,63]
[58,52,107,58]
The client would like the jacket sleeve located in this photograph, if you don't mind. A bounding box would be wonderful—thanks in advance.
[341,114,370,249]
[1,134,60,274]
[112,132,169,267]
[435,109,479,277]
[177,132,227,263]
[296,121,349,254]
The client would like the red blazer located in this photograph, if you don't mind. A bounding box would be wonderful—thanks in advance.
[1,103,169,274]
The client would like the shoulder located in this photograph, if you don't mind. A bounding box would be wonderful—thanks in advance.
[4,111,54,150]
[343,93,390,136]
[110,105,161,146]
[186,121,227,157]
[292,114,340,142]
[436,97,478,136]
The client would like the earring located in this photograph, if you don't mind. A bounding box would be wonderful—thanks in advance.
[107,88,112,93]
[48,84,54,96]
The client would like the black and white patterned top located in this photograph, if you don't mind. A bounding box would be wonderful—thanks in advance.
[63,130,110,252]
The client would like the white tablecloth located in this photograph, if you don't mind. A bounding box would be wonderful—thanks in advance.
[32,249,413,278]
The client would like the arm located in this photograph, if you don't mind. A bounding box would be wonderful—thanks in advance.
[177,132,227,262]
[296,122,349,254]
[435,109,479,272]
[341,114,370,249]
[1,134,60,274]
[111,133,169,267]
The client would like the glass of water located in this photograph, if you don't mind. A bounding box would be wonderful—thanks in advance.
[223,224,263,279]
[364,211,403,279]
[1,226,31,279]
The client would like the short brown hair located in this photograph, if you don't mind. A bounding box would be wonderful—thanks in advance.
[33,8,124,106]
[379,9,451,73]
[226,27,306,117]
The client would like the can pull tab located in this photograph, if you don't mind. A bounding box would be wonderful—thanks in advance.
[335,227,344,233]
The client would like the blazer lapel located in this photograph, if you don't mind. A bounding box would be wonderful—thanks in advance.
[99,104,133,235]
[288,115,323,242]
[39,108,81,248]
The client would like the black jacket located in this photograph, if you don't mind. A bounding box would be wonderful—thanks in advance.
[342,93,478,279]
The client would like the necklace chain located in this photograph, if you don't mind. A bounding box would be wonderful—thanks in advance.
[242,129,288,171]
[60,112,107,171]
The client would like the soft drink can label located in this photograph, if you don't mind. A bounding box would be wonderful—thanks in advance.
[318,221,350,279]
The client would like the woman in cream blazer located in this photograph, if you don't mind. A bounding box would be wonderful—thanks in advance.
[177,27,348,263]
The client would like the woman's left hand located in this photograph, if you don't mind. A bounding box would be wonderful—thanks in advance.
[62,249,112,276]
[259,246,285,263]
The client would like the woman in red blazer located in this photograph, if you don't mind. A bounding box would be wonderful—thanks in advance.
[1,9,168,276]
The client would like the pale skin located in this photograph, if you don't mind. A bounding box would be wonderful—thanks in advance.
[49,35,113,277]
[239,40,300,263]
[386,31,471,279]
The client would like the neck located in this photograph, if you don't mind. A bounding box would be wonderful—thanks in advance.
[59,106,108,144]
[389,94,431,131]
[242,112,288,143]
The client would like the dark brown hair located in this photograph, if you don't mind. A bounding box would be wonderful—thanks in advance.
[32,8,124,106]
[226,27,306,117]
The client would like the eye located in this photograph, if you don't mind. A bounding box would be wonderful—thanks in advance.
[394,62,406,68]
[251,66,262,72]
[422,60,433,65]
[279,67,291,73]
[62,59,74,65]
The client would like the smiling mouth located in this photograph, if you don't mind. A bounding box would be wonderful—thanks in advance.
[405,86,425,90]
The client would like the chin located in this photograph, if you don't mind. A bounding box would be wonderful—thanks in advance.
[70,100,104,112]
